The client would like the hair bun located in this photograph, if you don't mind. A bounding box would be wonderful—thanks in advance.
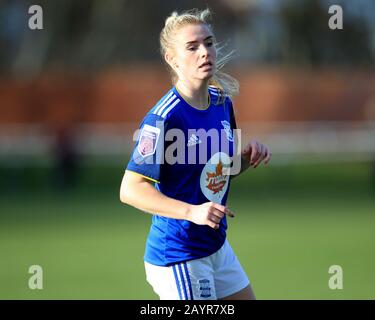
[165,11,178,26]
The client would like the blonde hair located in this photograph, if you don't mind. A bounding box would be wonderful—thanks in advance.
[160,8,239,100]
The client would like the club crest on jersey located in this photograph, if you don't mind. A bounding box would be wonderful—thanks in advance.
[199,279,211,298]
[137,124,160,158]
[221,120,233,142]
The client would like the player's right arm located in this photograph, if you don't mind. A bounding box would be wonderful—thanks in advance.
[120,170,234,229]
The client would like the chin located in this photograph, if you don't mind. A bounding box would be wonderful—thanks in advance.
[200,72,215,81]
[193,71,215,82]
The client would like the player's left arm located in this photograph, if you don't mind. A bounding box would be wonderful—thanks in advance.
[230,139,272,179]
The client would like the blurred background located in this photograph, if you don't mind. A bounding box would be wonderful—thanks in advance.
[0,0,374,299]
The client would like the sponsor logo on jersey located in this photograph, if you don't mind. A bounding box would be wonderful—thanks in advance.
[206,161,227,194]
[200,152,231,203]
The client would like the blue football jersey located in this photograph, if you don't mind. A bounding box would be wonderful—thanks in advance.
[126,86,237,266]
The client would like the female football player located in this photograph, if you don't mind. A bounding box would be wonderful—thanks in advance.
[120,8,271,300]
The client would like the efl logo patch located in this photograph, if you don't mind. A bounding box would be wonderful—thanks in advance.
[221,120,233,142]
[137,124,160,158]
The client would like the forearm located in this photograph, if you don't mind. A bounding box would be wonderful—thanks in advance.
[230,154,250,180]
[121,176,192,220]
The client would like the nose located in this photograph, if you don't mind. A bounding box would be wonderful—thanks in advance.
[199,44,210,58]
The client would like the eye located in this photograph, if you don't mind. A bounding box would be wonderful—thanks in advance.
[188,47,197,51]
[206,41,213,47]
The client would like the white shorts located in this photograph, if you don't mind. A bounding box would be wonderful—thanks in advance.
[144,240,250,300]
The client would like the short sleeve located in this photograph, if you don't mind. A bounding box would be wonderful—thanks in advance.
[126,113,167,183]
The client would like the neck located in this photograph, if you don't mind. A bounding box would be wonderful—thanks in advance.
[175,79,210,110]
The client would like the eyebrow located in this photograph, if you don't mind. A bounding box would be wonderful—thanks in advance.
[185,36,213,45]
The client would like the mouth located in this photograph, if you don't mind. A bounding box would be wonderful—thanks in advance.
[199,61,213,69]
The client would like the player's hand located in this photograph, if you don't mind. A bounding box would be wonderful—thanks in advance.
[187,202,235,229]
[242,139,271,169]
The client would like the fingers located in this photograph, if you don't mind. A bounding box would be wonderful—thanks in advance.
[264,147,272,165]
[208,213,221,224]
[250,141,259,165]
[242,142,251,155]
[225,207,235,218]
[209,221,220,229]
[198,202,236,229]
[210,202,235,218]
[249,141,272,168]
[204,202,235,229]
[259,144,272,167]
[253,144,266,168]
[210,208,225,219]
[251,142,262,167]
[207,209,220,229]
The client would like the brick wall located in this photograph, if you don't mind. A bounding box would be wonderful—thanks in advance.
[1,67,374,128]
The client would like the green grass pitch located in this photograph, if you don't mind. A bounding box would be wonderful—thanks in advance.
[0,161,374,299]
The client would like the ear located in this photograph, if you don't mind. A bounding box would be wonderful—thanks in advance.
[165,51,177,69]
